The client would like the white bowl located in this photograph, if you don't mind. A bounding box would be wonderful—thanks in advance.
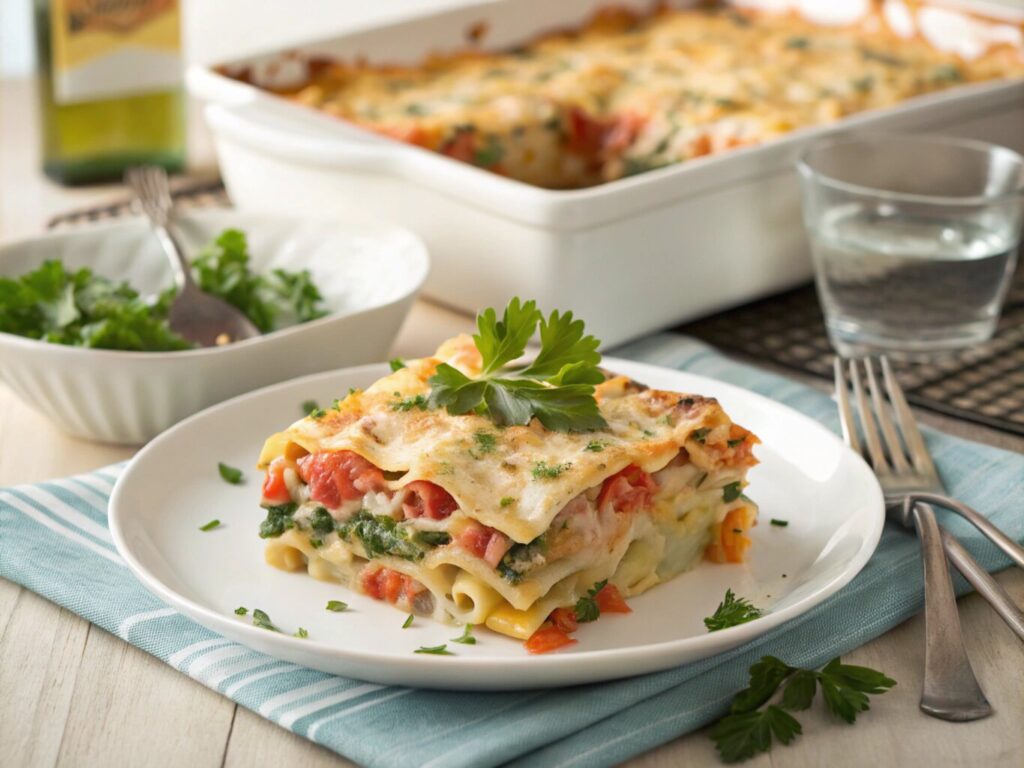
[0,210,429,444]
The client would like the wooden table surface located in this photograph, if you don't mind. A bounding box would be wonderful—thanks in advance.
[1,76,1022,768]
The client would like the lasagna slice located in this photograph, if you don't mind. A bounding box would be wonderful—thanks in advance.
[256,334,759,645]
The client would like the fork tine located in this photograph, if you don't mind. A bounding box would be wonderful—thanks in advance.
[833,357,862,457]
[849,359,889,473]
[865,357,911,473]
[881,357,938,477]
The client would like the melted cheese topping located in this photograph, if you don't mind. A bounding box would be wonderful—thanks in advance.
[242,2,1024,189]
[259,335,738,544]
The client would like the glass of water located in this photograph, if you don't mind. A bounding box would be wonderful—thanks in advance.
[797,135,1023,356]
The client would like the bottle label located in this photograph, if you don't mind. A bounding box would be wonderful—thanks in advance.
[50,0,181,104]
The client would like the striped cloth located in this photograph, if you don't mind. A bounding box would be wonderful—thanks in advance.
[2,333,1023,768]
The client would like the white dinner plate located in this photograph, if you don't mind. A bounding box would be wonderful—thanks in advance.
[109,358,884,690]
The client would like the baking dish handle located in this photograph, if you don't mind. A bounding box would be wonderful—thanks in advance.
[204,103,406,174]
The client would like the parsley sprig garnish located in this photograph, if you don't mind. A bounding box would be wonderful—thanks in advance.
[704,589,764,632]
[427,298,607,432]
[711,656,896,762]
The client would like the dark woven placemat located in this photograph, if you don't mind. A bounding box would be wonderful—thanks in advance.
[677,266,1024,436]
[50,179,1024,436]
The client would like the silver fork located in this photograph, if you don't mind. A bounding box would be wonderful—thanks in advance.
[835,357,1024,721]
[126,166,260,347]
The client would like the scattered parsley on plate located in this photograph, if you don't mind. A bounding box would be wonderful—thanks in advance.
[198,519,221,531]
[402,615,415,629]
[451,624,477,645]
[293,627,309,639]
[218,462,243,484]
[251,609,278,632]
[389,358,406,371]
[414,644,454,655]
[326,600,348,612]
[234,606,248,616]
[770,519,789,527]
[711,656,895,762]
[704,589,764,632]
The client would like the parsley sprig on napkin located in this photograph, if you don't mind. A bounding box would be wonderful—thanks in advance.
[712,656,896,763]
[427,298,607,432]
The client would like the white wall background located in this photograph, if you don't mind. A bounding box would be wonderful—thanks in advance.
[0,0,476,76]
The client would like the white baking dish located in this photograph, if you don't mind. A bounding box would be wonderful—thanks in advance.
[189,0,1024,347]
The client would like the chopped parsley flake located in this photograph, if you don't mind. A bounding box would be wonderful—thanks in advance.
[771,519,789,527]
[499,496,515,508]
[310,537,323,548]
[691,427,711,444]
[307,406,326,420]
[252,608,278,632]
[389,358,407,371]
[414,644,453,655]
[199,519,221,531]
[326,600,348,612]
[728,438,745,448]
[392,394,428,412]
[403,614,415,629]
[574,579,608,623]
[474,431,498,454]
[532,461,571,480]
[218,462,244,485]
[704,589,764,632]
[301,399,319,415]
[294,627,308,639]
[451,624,477,645]
[722,482,743,503]
[234,606,248,616]
[584,440,606,452]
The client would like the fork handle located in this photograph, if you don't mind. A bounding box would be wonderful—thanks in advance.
[942,527,1024,643]
[911,502,993,721]
[911,492,1024,571]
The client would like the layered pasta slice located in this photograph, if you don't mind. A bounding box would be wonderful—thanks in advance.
[256,334,759,645]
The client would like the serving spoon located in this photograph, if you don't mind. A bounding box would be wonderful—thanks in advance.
[125,166,260,348]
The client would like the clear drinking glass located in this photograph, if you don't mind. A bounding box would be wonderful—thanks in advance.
[797,135,1024,356]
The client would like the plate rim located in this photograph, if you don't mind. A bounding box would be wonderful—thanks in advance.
[109,356,885,686]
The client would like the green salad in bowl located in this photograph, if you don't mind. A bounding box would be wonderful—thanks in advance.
[0,228,327,352]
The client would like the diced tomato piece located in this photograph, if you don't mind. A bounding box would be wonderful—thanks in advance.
[360,567,424,606]
[261,460,291,505]
[566,106,608,158]
[297,451,386,509]
[383,569,405,604]
[597,465,658,513]
[403,481,458,520]
[482,530,512,568]
[603,112,645,153]
[455,519,509,566]
[548,607,579,634]
[525,625,578,655]
[594,584,631,614]
[441,129,477,163]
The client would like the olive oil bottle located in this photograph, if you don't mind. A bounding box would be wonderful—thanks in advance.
[33,0,185,185]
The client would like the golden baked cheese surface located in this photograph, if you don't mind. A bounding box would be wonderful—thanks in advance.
[251,3,1024,188]
[259,336,738,543]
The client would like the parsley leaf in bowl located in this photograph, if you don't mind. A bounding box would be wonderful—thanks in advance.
[0,228,327,352]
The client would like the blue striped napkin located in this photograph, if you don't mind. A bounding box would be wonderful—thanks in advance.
[2,333,1022,768]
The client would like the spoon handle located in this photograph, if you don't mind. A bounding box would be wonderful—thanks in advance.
[125,166,196,292]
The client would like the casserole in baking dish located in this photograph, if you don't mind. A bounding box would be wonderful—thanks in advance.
[236,2,1024,190]
[190,0,1024,347]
